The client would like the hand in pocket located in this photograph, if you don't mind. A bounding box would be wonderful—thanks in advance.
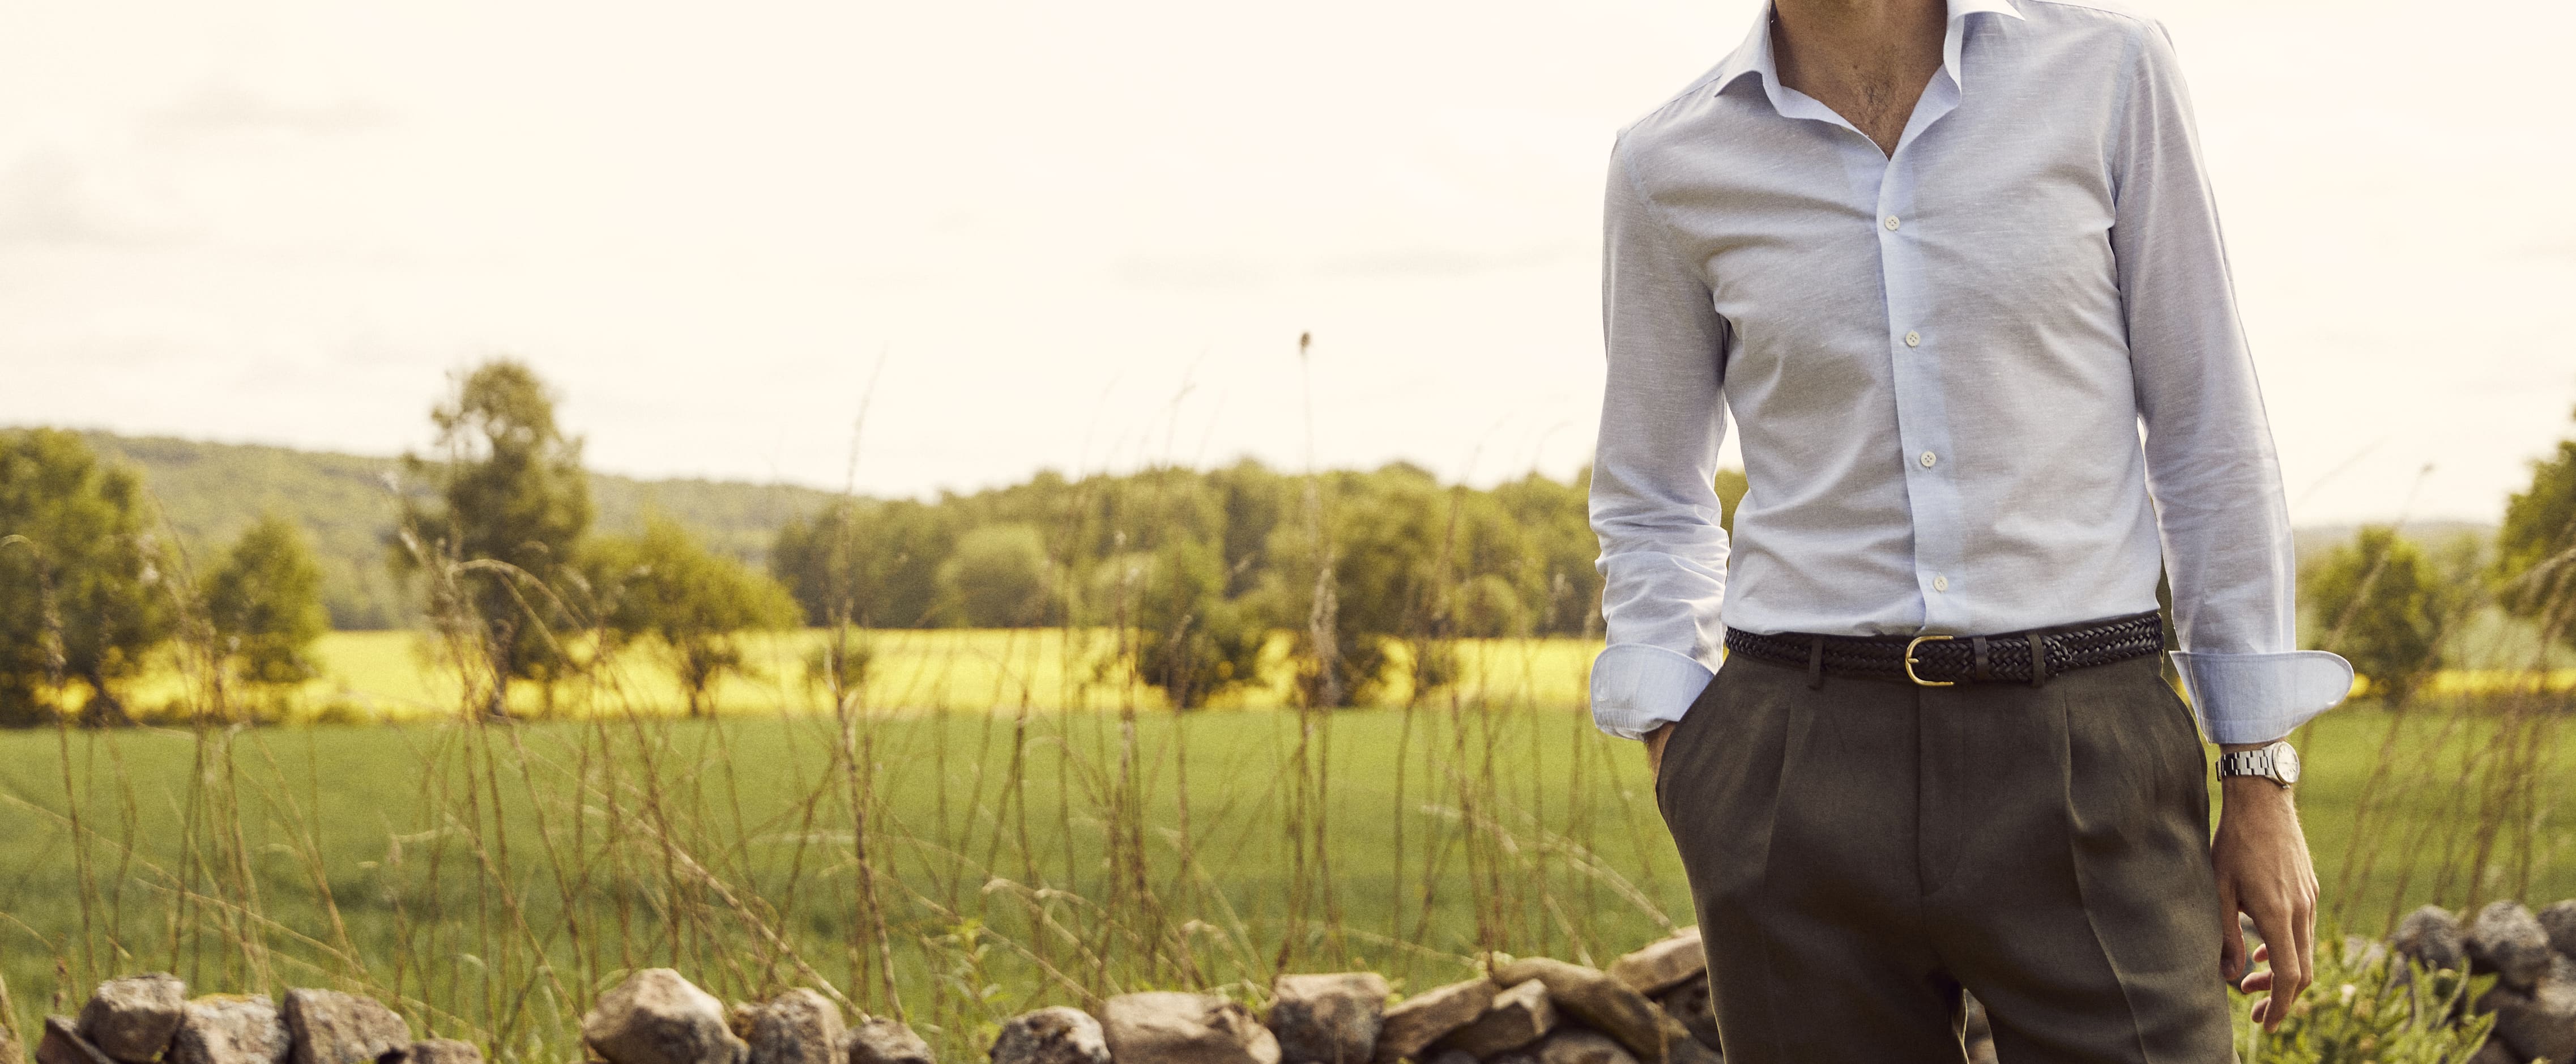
[1645,720,1678,781]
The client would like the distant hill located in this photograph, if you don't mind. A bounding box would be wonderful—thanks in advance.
[76,431,848,629]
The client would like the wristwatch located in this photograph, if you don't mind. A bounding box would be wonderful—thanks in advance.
[2215,739,2301,787]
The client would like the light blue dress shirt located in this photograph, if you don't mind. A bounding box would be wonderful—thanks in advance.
[1588,0,2351,745]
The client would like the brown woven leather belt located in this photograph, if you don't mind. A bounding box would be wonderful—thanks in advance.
[1722,610,2164,688]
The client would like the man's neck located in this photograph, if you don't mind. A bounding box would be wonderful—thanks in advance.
[1769,0,1948,155]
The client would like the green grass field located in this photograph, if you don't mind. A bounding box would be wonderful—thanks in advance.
[2,687,2568,1059]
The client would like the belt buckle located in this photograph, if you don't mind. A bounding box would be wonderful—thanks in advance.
[1903,635,1955,687]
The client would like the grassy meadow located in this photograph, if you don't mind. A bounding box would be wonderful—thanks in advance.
[2,658,2569,1060]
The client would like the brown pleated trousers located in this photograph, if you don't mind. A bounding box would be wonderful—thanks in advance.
[1654,652,2237,1063]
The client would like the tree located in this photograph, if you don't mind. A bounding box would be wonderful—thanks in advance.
[1119,537,1265,709]
[590,518,803,716]
[771,499,952,628]
[0,429,173,725]
[1212,459,1289,598]
[1491,470,1599,636]
[937,523,1052,627]
[2304,526,2450,704]
[2495,412,2576,647]
[207,515,331,708]
[394,360,594,716]
[1263,463,1455,707]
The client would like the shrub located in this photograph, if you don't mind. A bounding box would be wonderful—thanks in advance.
[2232,938,2496,1064]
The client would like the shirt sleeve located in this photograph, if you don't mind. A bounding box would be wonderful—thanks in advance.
[1587,137,1734,740]
[2112,20,2351,745]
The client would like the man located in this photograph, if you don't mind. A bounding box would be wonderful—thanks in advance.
[1587,0,2356,1060]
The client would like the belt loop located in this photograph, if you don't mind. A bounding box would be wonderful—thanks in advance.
[1972,635,1991,682]
[1806,636,1825,690]
[2028,630,2050,688]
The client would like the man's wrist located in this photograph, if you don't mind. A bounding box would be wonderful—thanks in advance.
[2215,738,2301,790]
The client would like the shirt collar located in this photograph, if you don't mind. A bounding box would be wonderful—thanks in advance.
[1710,0,2023,105]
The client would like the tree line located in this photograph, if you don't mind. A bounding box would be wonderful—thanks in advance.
[7,357,2576,724]
[0,361,1690,721]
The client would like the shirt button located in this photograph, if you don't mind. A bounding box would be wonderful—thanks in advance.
[1933,575,1950,592]
[1920,451,1937,467]
[1884,215,1901,231]
[1904,330,1921,347]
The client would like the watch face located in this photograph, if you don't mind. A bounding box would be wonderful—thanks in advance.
[2274,743,2301,785]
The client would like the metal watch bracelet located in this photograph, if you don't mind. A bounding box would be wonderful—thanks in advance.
[2215,739,2301,787]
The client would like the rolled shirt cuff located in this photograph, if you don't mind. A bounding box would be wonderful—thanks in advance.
[2168,649,2354,745]
[1589,643,1716,740]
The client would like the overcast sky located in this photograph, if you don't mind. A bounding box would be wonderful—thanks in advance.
[1,0,2568,524]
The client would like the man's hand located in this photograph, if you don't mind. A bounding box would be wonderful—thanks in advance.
[1644,721,1677,780]
[2213,767,2318,1030]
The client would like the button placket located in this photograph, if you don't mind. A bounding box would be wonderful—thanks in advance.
[1875,159,1965,631]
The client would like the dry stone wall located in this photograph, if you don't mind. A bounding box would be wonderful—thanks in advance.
[2400,901,2576,1064]
[20,901,2576,1064]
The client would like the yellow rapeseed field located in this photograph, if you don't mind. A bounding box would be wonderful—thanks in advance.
[108,628,1603,720]
[97,627,2575,722]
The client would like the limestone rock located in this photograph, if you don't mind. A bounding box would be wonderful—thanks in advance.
[1645,1011,1716,1064]
[1432,980,1554,1059]
[406,1041,481,1064]
[2471,902,2557,992]
[579,971,745,1064]
[1421,1053,1477,1064]
[282,990,410,1064]
[37,1018,116,1064]
[1267,973,1387,1064]
[1370,978,1494,1064]
[2537,900,2576,962]
[169,996,288,1064]
[79,974,187,1064]
[1609,930,1705,997]
[741,990,843,1064]
[2393,906,2467,972]
[1530,1030,1639,1064]
[1653,979,1717,1054]
[986,1008,1107,1064]
[2479,954,2576,1064]
[1487,958,1664,1063]
[1097,992,1277,1064]
[845,1018,933,1064]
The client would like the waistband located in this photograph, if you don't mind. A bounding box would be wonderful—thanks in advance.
[1721,611,2165,688]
